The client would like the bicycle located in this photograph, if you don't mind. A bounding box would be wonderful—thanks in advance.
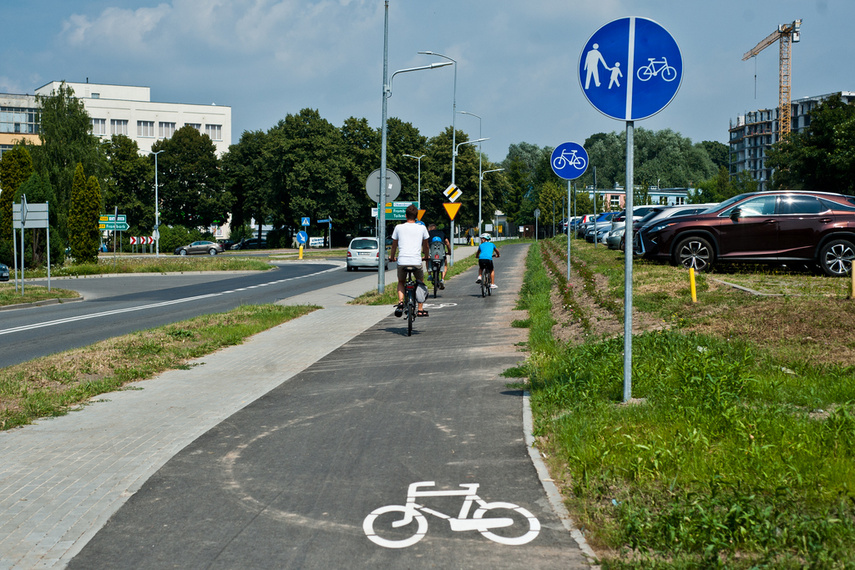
[480,265,491,297]
[551,148,586,171]
[402,266,418,336]
[636,57,677,82]
[428,255,443,298]
[363,481,540,548]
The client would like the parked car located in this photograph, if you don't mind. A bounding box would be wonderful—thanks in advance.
[603,206,661,249]
[631,203,719,254]
[346,237,387,271]
[636,190,855,276]
[173,240,224,256]
[231,238,267,250]
[0,263,9,282]
[584,212,616,242]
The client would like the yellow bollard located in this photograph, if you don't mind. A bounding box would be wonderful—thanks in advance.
[689,267,697,303]
[299,245,303,260]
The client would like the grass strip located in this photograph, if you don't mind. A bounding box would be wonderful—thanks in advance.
[0,304,318,431]
[512,239,855,569]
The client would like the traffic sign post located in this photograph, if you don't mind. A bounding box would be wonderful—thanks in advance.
[579,16,682,403]
[550,141,589,282]
[296,230,308,259]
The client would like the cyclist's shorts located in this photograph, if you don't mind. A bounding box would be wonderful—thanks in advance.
[397,265,425,283]
[478,259,494,271]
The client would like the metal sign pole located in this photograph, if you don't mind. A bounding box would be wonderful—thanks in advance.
[623,121,635,402]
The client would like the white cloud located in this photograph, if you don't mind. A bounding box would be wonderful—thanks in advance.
[61,4,172,53]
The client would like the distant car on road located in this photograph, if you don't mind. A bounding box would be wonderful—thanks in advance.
[173,241,223,256]
[0,263,9,281]
[637,190,855,276]
[231,238,267,250]
[346,237,387,271]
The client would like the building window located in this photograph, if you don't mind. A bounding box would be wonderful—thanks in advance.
[111,119,128,136]
[610,196,621,209]
[186,123,201,132]
[0,107,40,135]
[91,93,100,99]
[205,124,222,140]
[159,122,176,138]
[91,118,106,136]
[137,120,155,137]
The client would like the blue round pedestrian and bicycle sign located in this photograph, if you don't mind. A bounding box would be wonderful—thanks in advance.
[579,17,682,121]
[551,142,588,180]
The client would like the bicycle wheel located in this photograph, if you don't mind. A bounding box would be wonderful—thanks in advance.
[433,268,440,298]
[637,65,653,81]
[486,273,491,296]
[406,291,415,336]
[481,273,487,297]
[363,505,428,548]
[473,502,541,546]
[662,65,677,81]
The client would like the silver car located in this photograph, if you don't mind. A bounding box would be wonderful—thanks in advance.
[174,240,224,256]
[346,237,387,271]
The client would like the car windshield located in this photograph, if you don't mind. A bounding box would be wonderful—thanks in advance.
[350,239,377,250]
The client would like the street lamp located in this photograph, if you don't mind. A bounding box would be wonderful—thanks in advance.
[418,51,457,184]
[378,7,452,293]
[451,137,489,263]
[403,154,425,208]
[458,111,482,234]
[151,150,164,257]
[481,167,504,236]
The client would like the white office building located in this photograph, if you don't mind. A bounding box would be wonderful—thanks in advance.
[35,81,232,156]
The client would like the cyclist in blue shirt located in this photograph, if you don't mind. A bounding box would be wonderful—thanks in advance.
[475,233,499,289]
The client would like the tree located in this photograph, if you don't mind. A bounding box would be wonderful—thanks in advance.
[538,180,565,235]
[341,116,382,236]
[68,164,101,263]
[767,94,855,194]
[693,166,757,203]
[152,126,230,230]
[221,130,273,235]
[102,135,153,236]
[0,146,34,264]
[33,81,107,244]
[698,140,729,170]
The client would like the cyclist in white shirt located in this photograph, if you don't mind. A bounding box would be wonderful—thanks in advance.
[389,204,431,317]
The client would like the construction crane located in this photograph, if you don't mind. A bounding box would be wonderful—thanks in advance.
[742,19,802,138]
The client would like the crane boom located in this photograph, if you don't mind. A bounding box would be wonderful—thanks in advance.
[742,20,801,138]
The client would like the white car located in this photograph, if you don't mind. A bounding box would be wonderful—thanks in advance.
[346,237,388,271]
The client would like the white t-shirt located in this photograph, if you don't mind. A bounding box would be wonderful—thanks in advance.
[392,222,430,265]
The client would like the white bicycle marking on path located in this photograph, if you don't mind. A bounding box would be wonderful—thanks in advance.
[363,481,540,549]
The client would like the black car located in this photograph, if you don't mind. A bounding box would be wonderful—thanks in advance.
[637,190,855,276]
[0,263,9,282]
[232,238,267,250]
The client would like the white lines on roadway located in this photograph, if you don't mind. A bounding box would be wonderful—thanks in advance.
[0,266,342,337]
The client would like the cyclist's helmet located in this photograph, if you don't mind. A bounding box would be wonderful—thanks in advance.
[480,233,491,241]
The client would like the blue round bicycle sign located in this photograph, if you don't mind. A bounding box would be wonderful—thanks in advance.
[579,17,682,121]
[551,142,588,180]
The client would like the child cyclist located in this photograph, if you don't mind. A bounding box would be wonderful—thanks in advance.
[475,233,499,289]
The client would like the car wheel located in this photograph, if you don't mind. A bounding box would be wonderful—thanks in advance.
[674,236,714,272]
[346,265,352,272]
[819,239,854,277]
[209,248,218,255]
[179,249,187,256]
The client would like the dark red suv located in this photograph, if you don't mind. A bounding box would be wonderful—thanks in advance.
[636,190,855,277]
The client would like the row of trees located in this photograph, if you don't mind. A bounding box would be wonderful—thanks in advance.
[3,83,849,267]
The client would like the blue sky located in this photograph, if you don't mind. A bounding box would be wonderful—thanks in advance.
[1,0,849,163]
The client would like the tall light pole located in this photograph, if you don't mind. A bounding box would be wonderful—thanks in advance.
[459,110,482,235]
[451,137,489,264]
[418,51,457,184]
[378,12,452,293]
[403,154,425,208]
[151,150,164,257]
[481,167,504,236]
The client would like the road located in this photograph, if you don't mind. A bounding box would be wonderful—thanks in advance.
[0,260,369,368]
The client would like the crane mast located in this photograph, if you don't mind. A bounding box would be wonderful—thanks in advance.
[742,19,801,138]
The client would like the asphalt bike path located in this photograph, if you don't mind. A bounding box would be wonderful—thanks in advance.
[2,245,593,568]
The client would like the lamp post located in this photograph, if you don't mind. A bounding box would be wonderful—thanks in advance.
[459,110,482,234]
[378,10,452,293]
[151,150,164,257]
[403,154,425,208]
[451,137,489,264]
[418,51,457,184]
[481,167,504,236]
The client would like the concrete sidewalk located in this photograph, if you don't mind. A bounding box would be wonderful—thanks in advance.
[0,249,481,569]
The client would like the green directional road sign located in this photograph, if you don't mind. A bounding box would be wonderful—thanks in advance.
[99,214,129,231]
[384,201,418,221]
